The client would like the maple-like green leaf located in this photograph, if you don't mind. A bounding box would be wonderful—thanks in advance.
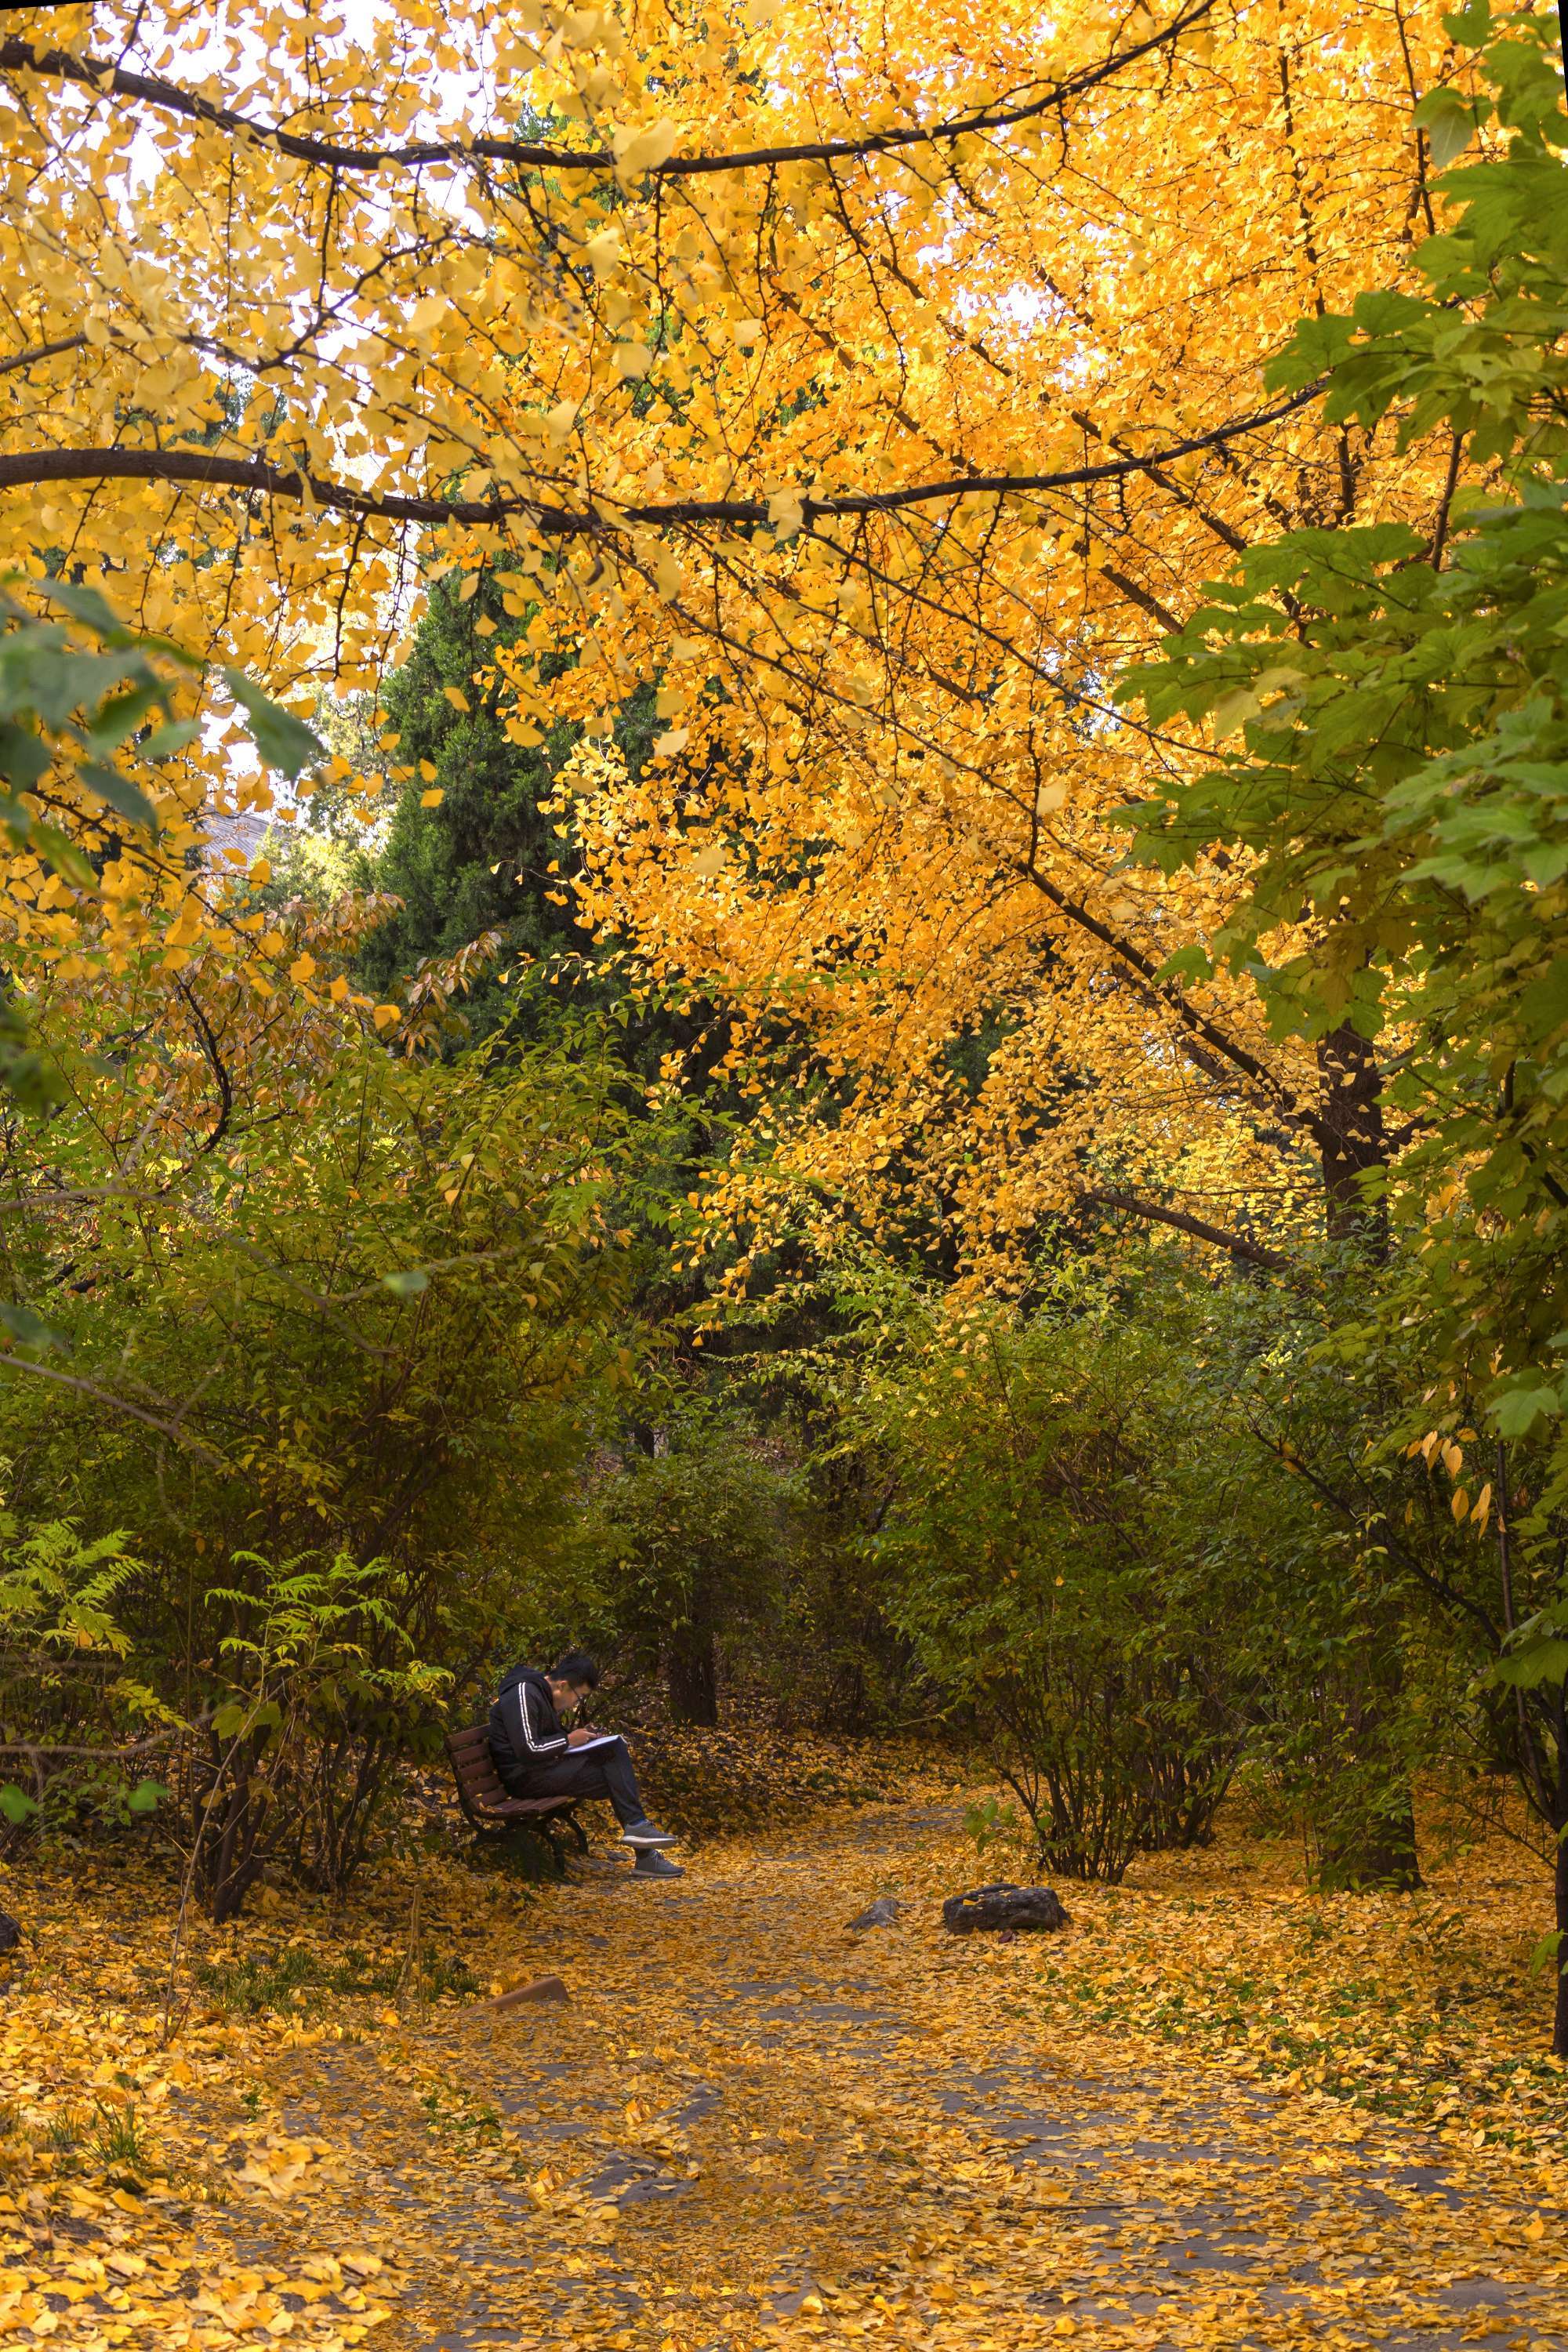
[223,670,325,780]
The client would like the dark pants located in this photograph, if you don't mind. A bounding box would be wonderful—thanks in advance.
[503,1737,645,1828]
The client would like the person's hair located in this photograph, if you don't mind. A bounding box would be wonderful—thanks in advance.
[551,1649,600,1690]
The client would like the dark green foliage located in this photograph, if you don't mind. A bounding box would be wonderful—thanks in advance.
[359,578,578,1007]
[593,1407,805,1724]
[847,1247,1553,1894]
[0,1018,630,1912]
[355,573,656,1044]
[863,1265,1254,1881]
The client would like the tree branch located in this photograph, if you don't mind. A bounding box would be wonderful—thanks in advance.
[1098,563,1185,635]
[0,1352,223,1461]
[0,4,1213,180]
[1244,1419,1502,1647]
[0,332,86,378]
[172,976,234,1163]
[1081,1187,1294,1273]
[1018,855,1334,1157]
[0,383,1327,535]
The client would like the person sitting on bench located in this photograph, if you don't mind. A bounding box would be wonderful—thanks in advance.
[488,1649,677,1852]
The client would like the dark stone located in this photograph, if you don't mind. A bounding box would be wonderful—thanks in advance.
[942,1883,1068,1936]
[848,1896,902,1929]
[0,1915,20,1955]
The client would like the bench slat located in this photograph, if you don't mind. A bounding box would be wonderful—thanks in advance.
[444,1727,581,1832]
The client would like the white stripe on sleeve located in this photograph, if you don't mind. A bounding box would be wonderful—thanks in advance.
[507,1682,568,1757]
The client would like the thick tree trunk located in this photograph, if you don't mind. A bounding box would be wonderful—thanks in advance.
[1316,1786,1422,1893]
[1317,1022,1390,1246]
[1312,1024,1422,1888]
[666,1620,718,1726]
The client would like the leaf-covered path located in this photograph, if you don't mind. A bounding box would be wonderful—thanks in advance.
[200,1804,1567,2352]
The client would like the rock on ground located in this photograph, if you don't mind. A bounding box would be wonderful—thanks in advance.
[942,1882,1069,1934]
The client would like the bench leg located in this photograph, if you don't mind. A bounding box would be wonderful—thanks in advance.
[488,1824,554,1882]
[567,1809,590,1856]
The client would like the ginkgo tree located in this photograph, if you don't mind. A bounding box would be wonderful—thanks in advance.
[0,0,1469,1279]
[537,0,1475,1279]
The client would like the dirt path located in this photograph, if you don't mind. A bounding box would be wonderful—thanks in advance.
[203,1804,1568,2352]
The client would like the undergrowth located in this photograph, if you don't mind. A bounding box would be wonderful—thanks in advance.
[196,1941,478,2015]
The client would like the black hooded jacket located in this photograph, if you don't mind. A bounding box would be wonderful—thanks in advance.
[488,1664,570,1786]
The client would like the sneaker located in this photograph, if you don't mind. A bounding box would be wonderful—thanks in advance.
[632,1847,684,1878]
[620,1818,678,1847]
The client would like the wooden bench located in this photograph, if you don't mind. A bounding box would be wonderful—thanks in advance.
[444,1726,589,1874]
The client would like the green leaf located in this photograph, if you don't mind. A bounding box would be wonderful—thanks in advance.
[382,1268,430,1298]
[85,677,165,750]
[24,822,96,890]
[16,646,145,731]
[1490,1384,1561,1437]
[126,1778,166,1815]
[24,581,200,670]
[31,578,131,640]
[1210,688,1261,739]
[222,670,325,779]
[0,1785,37,1825]
[139,718,200,762]
[1517,957,1568,1040]
[1491,1635,1568,1691]
[75,759,158,834]
[1417,88,1477,171]
[1527,1928,1564,1980]
[0,718,50,796]
[0,1302,67,1353]
[1155,944,1214,985]
[0,995,60,1115]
